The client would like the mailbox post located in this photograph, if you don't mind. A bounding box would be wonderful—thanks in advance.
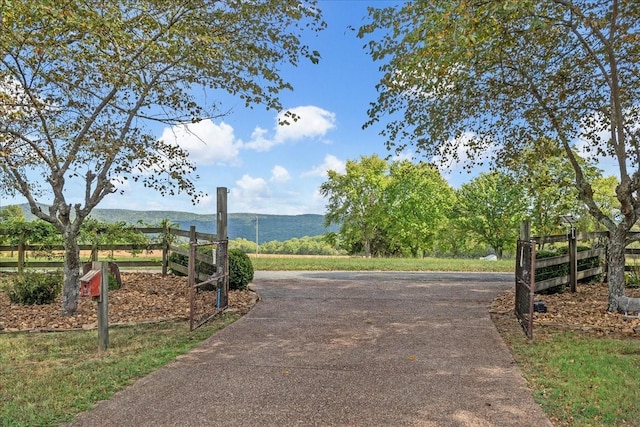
[80,261,109,351]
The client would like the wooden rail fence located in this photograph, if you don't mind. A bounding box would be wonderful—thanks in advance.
[0,226,223,274]
[526,227,640,293]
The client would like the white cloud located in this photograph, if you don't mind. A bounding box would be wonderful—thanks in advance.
[275,105,336,143]
[232,174,270,200]
[160,119,240,166]
[311,187,328,209]
[303,154,346,177]
[243,105,336,152]
[242,126,273,151]
[270,165,290,183]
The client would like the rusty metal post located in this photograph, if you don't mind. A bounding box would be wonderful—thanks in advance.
[515,240,536,339]
[528,242,536,338]
[161,221,169,276]
[188,226,196,331]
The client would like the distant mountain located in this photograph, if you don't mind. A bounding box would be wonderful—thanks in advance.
[17,205,338,242]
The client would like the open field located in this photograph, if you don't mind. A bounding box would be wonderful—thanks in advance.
[249,254,514,272]
[0,251,515,273]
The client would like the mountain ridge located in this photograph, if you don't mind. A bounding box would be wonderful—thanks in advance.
[17,205,336,242]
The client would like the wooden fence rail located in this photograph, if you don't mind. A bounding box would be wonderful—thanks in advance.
[527,226,640,293]
[0,227,217,273]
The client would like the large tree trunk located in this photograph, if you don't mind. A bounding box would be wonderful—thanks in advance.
[606,225,627,312]
[61,228,81,316]
[363,238,371,258]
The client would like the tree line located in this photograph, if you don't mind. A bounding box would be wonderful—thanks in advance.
[320,152,617,259]
[2,142,617,261]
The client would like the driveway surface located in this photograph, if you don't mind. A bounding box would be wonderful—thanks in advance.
[68,271,553,427]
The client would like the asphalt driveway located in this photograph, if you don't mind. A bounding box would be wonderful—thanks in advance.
[67,271,552,427]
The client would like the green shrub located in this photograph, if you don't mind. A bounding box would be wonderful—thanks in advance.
[8,271,62,305]
[229,249,254,291]
[108,274,120,291]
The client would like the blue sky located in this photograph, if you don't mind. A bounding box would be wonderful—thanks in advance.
[112,0,439,215]
[2,1,481,216]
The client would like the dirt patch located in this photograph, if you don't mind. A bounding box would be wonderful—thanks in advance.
[0,272,257,332]
[490,282,640,338]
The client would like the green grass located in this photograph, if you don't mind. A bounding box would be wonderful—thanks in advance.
[251,255,514,272]
[0,316,239,426]
[499,329,640,426]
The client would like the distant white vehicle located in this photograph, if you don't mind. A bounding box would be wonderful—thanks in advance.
[480,254,498,261]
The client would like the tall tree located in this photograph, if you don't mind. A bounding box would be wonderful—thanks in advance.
[320,155,389,257]
[0,0,324,315]
[360,1,640,310]
[503,138,601,238]
[454,172,526,259]
[384,161,454,257]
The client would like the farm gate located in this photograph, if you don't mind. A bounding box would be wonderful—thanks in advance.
[515,240,536,339]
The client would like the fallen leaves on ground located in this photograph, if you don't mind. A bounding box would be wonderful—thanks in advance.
[0,273,257,332]
[491,282,640,338]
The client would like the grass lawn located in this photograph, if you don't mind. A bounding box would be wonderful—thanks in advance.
[250,254,514,272]
[498,327,640,426]
[0,316,239,427]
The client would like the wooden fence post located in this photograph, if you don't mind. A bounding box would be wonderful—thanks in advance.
[217,187,228,308]
[91,243,98,262]
[520,220,531,241]
[17,242,25,275]
[568,226,577,293]
[96,261,109,351]
[161,221,169,276]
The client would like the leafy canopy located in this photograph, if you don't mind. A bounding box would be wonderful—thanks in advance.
[359,1,640,308]
[0,0,325,315]
[454,171,526,259]
[0,0,324,223]
[359,1,640,229]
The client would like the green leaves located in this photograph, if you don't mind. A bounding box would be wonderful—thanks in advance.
[320,155,455,257]
[0,0,325,314]
[454,171,526,259]
[1,0,325,218]
[364,1,636,196]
